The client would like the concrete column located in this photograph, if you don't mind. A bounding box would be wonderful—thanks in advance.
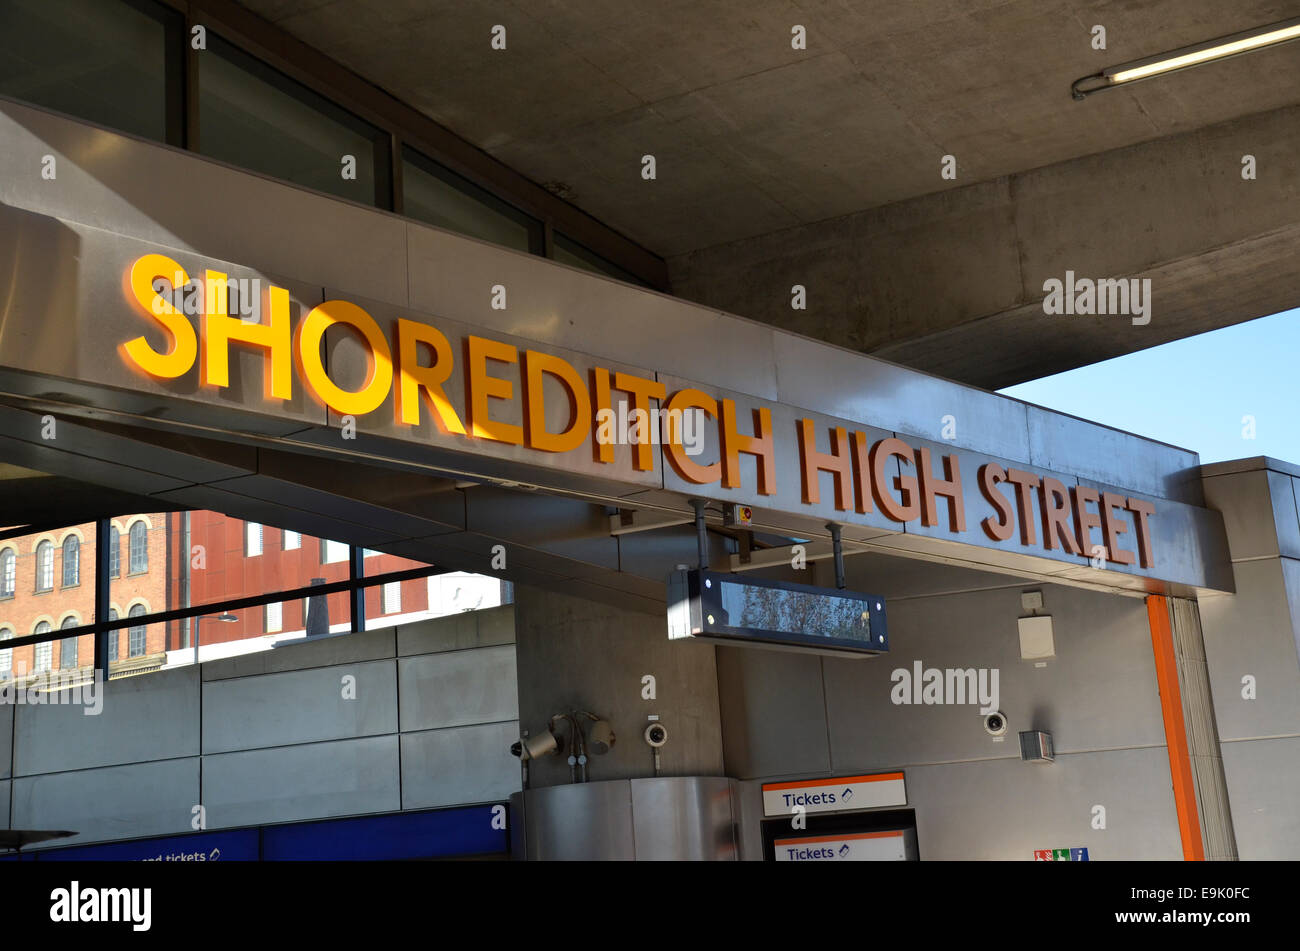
[1199,457,1300,858]
[511,585,725,788]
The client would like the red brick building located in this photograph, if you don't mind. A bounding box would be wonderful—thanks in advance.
[0,515,170,679]
[167,512,431,647]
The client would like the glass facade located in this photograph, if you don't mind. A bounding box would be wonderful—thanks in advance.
[0,0,656,286]
[199,35,389,207]
[0,0,176,143]
[402,148,539,253]
[554,234,647,286]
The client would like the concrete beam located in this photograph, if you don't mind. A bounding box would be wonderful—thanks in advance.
[669,104,1300,390]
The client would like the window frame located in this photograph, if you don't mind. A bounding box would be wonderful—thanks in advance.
[35,540,54,592]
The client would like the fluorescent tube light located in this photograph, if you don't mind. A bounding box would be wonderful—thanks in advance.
[1073,17,1300,99]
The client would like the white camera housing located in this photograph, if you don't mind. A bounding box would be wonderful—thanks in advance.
[644,722,669,748]
[983,711,1008,737]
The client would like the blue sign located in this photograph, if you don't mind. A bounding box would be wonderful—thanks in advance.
[38,829,259,862]
[261,805,506,861]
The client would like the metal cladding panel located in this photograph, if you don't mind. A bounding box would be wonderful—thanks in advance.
[13,666,200,777]
[202,659,399,754]
[657,372,899,536]
[397,645,518,732]
[399,721,522,811]
[902,748,1182,859]
[772,330,1032,463]
[0,704,10,781]
[407,223,780,401]
[201,734,401,828]
[0,97,409,307]
[13,758,201,849]
[319,286,662,490]
[1025,408,1204,507]
[629,776,738,860]
[0,100,1233,593]
[521,780,635,861]
[1219,736,1300,860]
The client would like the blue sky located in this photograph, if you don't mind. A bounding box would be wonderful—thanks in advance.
[998,309,1300,465]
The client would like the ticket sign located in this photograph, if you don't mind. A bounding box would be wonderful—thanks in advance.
[761,772,907,817]
[774,830,908,862]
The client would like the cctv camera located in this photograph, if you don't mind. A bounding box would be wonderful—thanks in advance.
[644,722,668,748]
[510,730,561,760]
[586,719,615,755]
[983,711,1008,737]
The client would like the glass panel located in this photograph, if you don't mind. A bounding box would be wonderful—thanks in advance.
[62,535,80,587]
[363,553,502,629]
[36,540,53,591]
[246,521,263,556]
[0,0,174,142]
[59,615,81,669]
[109,526,120,578]
[553,234,647,286]
[33,621,52,673]
[402,148,538,253]
[199,35,387,206]
[0,547,14,597]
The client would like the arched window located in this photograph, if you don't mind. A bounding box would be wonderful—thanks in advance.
[128,522,148,574]
[59,616,78,669]
[35,541,54,592]
[33,621,52,671]
[0,548,14,598]
[128,604,147,657]
[108,608,119,662]
[62,535,80,587]
[0,628,12,677]
[109,526,121,578]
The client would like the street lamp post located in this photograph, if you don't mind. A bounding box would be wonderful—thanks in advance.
[192,613,238,666]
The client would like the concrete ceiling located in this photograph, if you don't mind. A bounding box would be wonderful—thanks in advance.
[242,0,1300,256]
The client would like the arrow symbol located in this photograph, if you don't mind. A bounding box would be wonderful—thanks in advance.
[842,788,853,799]
[838,844,850,856]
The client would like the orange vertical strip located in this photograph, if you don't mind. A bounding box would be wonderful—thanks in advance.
[1146,595,1204,861]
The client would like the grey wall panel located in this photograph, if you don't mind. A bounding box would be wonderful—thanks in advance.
[772,331,1032,464]
[13,666,200,777]
[513,586,725,788]
[1220,736,1300,859]
[202,627,397,681]
[202,659,399,754]
[1202,469,1281,562]
[396,604,515,656]
[1270,471,1300,560]
[1198,560,1300,741]
[905,747,1181,859]
[715,646,830,780]
[1026,410,1203,506]
[407,224,780,401]
[398,645,518,732]
[823,584,1166,768]
[13,758,200,848]
[0,701,11,781]
[202,735,400,828]
[0,780,8,830]
[400,721,520,810]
